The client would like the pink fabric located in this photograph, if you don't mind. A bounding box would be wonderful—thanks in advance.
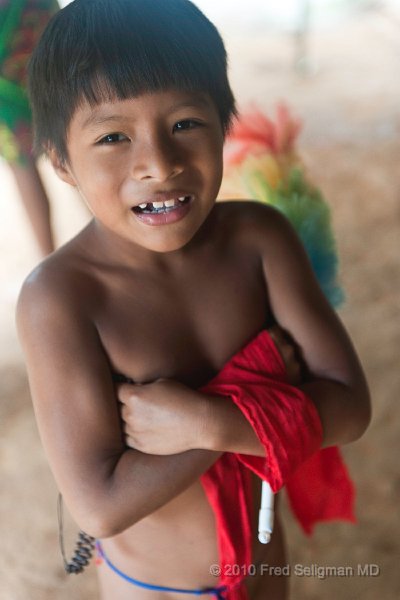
[199,329,355,598]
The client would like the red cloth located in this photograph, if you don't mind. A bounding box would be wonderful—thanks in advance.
[199,329,355,599]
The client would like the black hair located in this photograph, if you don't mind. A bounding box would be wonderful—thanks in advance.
[28,0,237,162]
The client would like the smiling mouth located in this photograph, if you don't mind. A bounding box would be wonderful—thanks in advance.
[132,195,193,214]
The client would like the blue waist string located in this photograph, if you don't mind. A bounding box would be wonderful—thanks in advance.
[96,542,228,598]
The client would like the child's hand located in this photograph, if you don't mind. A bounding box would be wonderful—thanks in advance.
[118,379,207,455]
[268,325,303,385]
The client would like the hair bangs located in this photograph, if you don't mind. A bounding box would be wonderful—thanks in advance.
[29,0,237,162]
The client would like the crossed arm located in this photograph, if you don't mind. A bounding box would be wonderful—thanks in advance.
[17,276,226,538]
[119,210,370,458]
[17,209,370,540]
[118,326,301,457]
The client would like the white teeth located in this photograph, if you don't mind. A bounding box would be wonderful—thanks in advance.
[164,199,176,208]
[136,197,191,212]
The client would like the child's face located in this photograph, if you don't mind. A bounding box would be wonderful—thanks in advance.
[54,89,225,254]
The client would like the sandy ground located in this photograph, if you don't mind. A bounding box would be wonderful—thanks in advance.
[1,7,400,600]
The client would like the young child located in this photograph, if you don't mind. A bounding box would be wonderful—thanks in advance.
[17,1,371,598]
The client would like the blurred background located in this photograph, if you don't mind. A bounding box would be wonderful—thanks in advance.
[1,0,400,598]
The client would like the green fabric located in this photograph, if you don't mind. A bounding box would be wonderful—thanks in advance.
[0,0,27,65]
[0,0,58,163]
[0,76,31,125]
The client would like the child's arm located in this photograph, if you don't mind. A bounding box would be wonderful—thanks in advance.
[256,206,371,446]
[16,272,221,540]
[118,324,302,456]
[119,206,370,458]
[207,206,371,453]
[201,207,370,454]
[118,378,266,456]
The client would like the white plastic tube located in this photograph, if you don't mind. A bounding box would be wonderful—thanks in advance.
[258,481,274,544]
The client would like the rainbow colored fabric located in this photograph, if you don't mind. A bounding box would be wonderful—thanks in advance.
[0,0,58,163]
[220,105,344,307]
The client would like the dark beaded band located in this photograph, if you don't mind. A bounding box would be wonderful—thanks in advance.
[57,494,96,574]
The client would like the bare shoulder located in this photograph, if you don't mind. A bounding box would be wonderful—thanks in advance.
[214,199,291,229]
[213,201,312,303]
[16,235,99,339]
[213,201,323,302]
[213,200,296,251]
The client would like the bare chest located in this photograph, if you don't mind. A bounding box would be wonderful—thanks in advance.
[93,253,269,386]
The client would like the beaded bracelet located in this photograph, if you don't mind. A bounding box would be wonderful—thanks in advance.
[57,494,96,574]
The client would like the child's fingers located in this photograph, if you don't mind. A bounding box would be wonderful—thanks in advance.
[120,401,130,422]
[125,434,136,450]
[268,325,303,385]
[121,413,136,447]
[117,382,140,404]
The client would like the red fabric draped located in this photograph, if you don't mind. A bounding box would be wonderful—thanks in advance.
[199,329,355,599]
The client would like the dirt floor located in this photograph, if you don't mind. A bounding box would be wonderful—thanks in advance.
[1,7,399,600]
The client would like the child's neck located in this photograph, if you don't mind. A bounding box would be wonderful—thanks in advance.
[84,217,209,273]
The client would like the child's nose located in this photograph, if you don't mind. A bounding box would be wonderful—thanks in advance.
[131,135,184,182]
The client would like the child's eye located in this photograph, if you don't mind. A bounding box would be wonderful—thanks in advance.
[97,133,129,145]
[173,119,203,132]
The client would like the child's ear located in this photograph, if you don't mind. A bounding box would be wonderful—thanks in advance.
[48,148,77,187]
